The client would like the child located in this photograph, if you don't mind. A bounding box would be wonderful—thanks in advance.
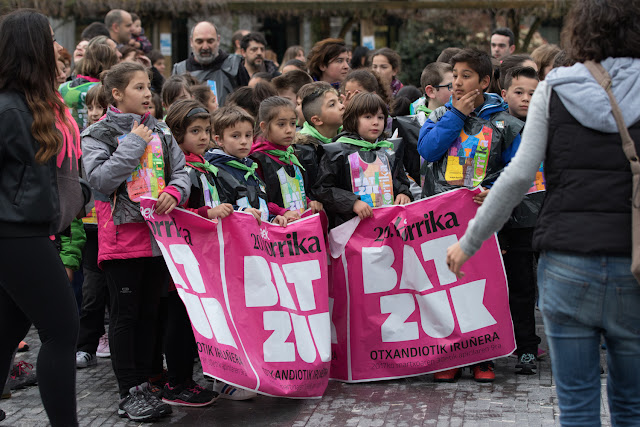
[205,106,287,227]
[272,70,313,109]
[85,83,107,125]
[159,99,230,407]
[294,82,345,186]
[251,97,323,222]
[149,93,163,120]
[313,92,412,228]
[81,62,190,421]
[341,69,391,107]
[191,84,218,113]
[417,48,523,383]
[499,65,544,375]
[411,62,454,125]
[161,75,193,113]
[129,13,152,54]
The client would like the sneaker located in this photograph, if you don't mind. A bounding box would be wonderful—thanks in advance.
[96,334,110,358]
[537,348,547,360]
[472,362,495,382]
[515,353,537,375]
[433,368,462,383]
[7,361,37,390]
[162,381,219,407]
[76,351,97,369]
[17,341,29,352]
[210,380,257,400]
[140,383,172,417]
[118,384,158,421]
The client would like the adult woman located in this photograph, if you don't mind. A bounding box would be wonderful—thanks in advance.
[59,40,118,131]
[0,9,81,427]
[371,47,403,97]
[279,45,305,71]
[531,44,561,80]
[307,38,350,88]
[446,0,640,424]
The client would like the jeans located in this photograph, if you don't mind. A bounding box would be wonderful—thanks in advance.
[538,251,640,426]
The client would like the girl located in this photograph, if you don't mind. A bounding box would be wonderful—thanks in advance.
[313,92,412,227]
[81,61,190,421]
[341,69,391,107]
[161,75,193,113]
[371,48,403,97]
[205,106,287,228]
[191,84,218,113]
[0,9,82,426]
[251,97,323,222]
[59,40,118,131]
[85,83,108,126]
[159,100,230,407]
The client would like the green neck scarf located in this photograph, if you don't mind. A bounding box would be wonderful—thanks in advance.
[225,160,259,181]
[336,136,393,151]
[299,121,333,145]
[189,160,218,176]
[264,145,306,171]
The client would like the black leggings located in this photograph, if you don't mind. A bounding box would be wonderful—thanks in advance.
[164,291,197,386]
[102,257,168,397]
[0,236,79,427]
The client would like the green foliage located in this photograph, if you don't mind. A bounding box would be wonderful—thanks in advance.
[395,19,470,87]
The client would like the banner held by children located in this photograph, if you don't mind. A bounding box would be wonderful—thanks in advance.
[328,188,515,382]
[140,198,331,398]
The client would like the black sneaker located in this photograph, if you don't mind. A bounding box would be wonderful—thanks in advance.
[7,361,37,390]
[162,381,219,407]
[515,353,537,375]
[141,382,172,417]
[118,385,157,421]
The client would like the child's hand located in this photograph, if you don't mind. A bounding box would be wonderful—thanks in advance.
[207,203,233,219]
[394,194,411,205]
[131,121,153,143]
[273,215,288,227]
[473,189,490,205]
[309,200,323,213]
[451,89,479,117]
[156,192,178,215]
[353,200,373,220]
[244,208,262,225]
[283,210,300,223]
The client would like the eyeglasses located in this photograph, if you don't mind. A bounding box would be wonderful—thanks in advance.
[434,83,453,91]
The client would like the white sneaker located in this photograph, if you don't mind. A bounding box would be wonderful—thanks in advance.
[96,333,110,358]
[210,380,256,400]
[76,351,97,369]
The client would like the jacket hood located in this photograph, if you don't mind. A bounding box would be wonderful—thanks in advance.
[104,107,157,134]
[206,148,255,167]
[444,92,507,120]
[545,57,640,133]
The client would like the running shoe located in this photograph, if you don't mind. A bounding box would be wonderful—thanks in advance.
[162,381,219,407]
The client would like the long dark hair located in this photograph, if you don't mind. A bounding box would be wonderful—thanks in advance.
[0,9,68,163]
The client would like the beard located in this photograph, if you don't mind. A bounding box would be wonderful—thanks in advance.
[248,57,264,69]
[194,48,218,65]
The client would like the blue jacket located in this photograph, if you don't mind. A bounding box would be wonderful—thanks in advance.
[417,93,521,166]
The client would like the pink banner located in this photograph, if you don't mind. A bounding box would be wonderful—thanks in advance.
[328,187,515,382]
[140,198,331,398]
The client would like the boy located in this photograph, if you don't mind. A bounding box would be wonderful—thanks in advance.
[272,70,313,111]
[417,48,524,383]
[499,65,544,376]
[411,62,454,125]
[205,106,286,226]
[294,81,346,187]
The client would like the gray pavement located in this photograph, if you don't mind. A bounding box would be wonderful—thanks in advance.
[1,315,611,426]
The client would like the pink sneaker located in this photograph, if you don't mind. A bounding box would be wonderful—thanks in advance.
[96,333,110,358]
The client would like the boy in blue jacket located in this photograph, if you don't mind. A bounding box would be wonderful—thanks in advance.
[417,48,524,383]
[418,48,523,203]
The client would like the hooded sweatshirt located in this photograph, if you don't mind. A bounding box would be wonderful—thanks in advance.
[459,58,640,256]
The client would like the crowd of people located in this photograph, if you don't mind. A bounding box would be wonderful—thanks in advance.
[0,0,639,425]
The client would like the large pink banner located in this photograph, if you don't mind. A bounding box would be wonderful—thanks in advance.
[140,198,331,398]
[328,187,515,382]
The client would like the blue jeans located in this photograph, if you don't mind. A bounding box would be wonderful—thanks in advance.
[538,251,640,426]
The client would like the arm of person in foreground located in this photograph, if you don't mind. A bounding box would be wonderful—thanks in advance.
[446,80,552,278]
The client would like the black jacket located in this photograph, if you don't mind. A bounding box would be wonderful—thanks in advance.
[0,90,60,237]
[237,59,280,87]
[533,91,640,254]
[313,132,412,228]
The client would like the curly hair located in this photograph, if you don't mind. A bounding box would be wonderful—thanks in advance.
[561,0,640,62]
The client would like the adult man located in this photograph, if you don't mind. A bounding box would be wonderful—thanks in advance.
[172,21,241,106]
[490,27,516,61]
[231,29,250,56]
[237,32,279,87]
[104,9,133,46]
